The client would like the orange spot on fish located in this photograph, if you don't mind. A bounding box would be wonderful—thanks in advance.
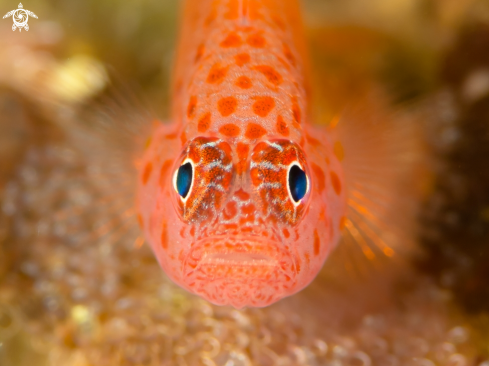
[277,56,290,70]
[235,76,252,89]
[235,53,250,66]
[306,134,321,147]
[239,214,255,225]
[205,7,217,26]
[253,65,282,86]
[283,43,296,66]
[137,214,143,228]
[384,247,395,257]
[311,163,325,194]
[180,131,187,145]
[241,203,256,215]
[223,201,238,220]
[218,96,238,116]
[276,115,289,136]
[329,113,341,129]
[329,217,334,242]
[159,159,173,187]
[195,44,205,63]
[220,32,242,47]
[198,112,212,132]
[142,162,153,185]
[187,96,197,119]
[334,141,345,161]
[250,169,261,187]
[161,221,168,249]
[241,0,249,17]
[313,230,320,256]
[253,96,275,117]
[283,228,290,238]
[330,171,341,195]
[219,123,241,137]
[164,132,178,140]
[207,63,229,84]
[144,137,153,149]
[245,123,267,139]
[339,216,347,231]
[246,33,266,48]
[292,100,301,124]
[295,257,301,273]
[236,142,250,175]
[235,188,250,201]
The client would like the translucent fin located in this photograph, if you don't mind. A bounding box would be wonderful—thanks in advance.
[298,93,428,314]
[49,75,163,251]
[3,53,170,254]
[327,91,427,280]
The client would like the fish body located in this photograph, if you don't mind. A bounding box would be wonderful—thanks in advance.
[137,0,346,308]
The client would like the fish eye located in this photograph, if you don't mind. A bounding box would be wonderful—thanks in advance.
[173,159,194,200]
[287,163,308,205]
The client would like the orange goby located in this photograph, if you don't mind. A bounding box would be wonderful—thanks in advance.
[136,0,347,308]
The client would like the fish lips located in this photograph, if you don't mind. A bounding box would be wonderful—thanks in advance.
[181,237,299,307]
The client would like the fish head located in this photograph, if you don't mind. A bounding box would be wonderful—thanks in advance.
[139,129,345,308]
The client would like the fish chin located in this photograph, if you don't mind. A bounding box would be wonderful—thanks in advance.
[182,237,298,308]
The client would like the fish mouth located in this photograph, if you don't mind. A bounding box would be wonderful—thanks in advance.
[182,237,298,308]
[183,236,291,272]
[199,252,277,266]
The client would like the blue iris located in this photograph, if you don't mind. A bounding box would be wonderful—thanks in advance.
[176,162,193,198]
[289,165,307,202]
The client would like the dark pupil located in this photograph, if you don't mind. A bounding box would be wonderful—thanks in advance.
[289,165,307,202]
[176,162,193,198]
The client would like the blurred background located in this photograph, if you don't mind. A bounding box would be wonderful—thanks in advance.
[1,0,489,365]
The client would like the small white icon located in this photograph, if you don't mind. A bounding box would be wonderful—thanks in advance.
[3,3,37,32]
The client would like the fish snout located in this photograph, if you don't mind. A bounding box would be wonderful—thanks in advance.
[182,237,298,307]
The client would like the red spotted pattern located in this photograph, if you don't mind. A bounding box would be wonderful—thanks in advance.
[174,137,233,224]
[136,0,347,309]
[250,140,310,225]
